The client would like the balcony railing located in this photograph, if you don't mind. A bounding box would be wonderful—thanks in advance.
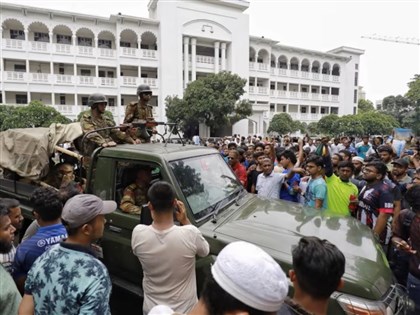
[78,76,95,85]
[55,43,72,54]
[322,74,331,81]
[55,74,74,84]
[249,62,269,72]
[31,73,49,83]
[30,41,48,52]
[288,112,327,121]
[99,77,116,86]
[4,71,26,81]
[3,39,25,50]
[140,78,158,87]
[142,49,157,59]
[121,47,137,57]
[121,76,138,86]
[331,95,339,102]
[78,46,94,56]
[99,48,115,58]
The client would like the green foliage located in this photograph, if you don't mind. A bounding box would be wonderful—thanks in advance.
[332,115,364,136]
[0,102,71,131]
[267,113,299,135]
[358,112,399,135]
[317,114,339,135]
[406,74,420,103]
[165,72,252,136]
[307,122,319,135]
[357,99,375,113]
[381,95,413,125]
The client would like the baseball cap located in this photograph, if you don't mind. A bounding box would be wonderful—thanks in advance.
[62,194,117,228]
[211,241,288,312]
[392,158,409,168]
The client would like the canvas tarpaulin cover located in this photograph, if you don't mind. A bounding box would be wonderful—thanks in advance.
[0,123,82,180]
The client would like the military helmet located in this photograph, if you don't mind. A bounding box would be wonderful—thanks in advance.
[88,93,107,109]
[137,84,152,96]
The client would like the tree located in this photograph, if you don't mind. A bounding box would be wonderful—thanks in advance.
[381,95,413,125]
[406,74,420,103]
[316,114,339,135]
[1,101,71,131]
[359,112,399,135]
[267,113,298,135]
[357,99,375,113]
[332,115,364,136]
[165,72,252,137]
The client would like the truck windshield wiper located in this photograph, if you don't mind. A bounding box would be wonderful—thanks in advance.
[211,188,244,223]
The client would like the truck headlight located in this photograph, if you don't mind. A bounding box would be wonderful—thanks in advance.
[337,294,387,315]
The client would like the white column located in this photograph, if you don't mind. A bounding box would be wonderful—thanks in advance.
[221,42,226,71]
[49,32,53,44]
[191,38,197,81]
[52,93,55,106]
[72,34,77,45]
[214,41,220,73]
[183,36,189,89]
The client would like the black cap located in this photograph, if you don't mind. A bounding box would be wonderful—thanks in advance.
[391,158,409,168]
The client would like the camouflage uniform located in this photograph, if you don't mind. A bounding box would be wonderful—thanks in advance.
[120,182,149,215]
[80,110,133,156]
[124,102,155,143]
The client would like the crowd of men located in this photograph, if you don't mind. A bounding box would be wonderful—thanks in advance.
[0,182,345,315]
[212,133,420,313]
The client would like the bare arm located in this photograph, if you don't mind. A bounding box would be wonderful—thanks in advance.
[314,199,324,209]
[373,213,390,238]
[18,294,34,315]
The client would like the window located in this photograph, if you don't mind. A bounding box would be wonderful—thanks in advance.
[107,71,114,78]
[301,107,307,114]
[81,69,91,76]
[81,97,89,105]
[270,104,275,111]
[311,107,316,114]
[141,74,148,78]
[99,70,106,77]
[59,67,65,75]
[120,41,131,48]
[283,105,286,112]
[279,62,287,69]
[0,94,2,104]
[10,30,25,40]
[60,95,66,105]
[98,39,112,49]
[355,63,359,70]
[354,72,358,86]
[331,88,340,95]
[270,83,275,90]
[108,98,115,106]
[311,88,317,93]
[14,64,26,72]
[56,34,71,44]
[78,37,92,47]
[140,44,149,49]
[301,87,307,93]
[16,94,28,104]
[34,32,49,42]
[331,107,339,114]
[354,90,358,104]
[320,107,326,114]
[121,98,124,106]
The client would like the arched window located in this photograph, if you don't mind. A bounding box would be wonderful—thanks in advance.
[98,30,115,49]
[28,22,50,42]
[311,60,320,73]
[120,29,138,48]
[278,55,288,69]
[141,31,157,50]
[332,63,340,76]
[322,62,331,74]
[249,47,256,62]
[75,28,95,47]
[2,19,25,40]
[301,59,310,72]
[290,57,299,70]
[53,25,72,44]
[257,49,269,64]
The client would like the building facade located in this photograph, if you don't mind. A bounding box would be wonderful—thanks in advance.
[0,0,363,136]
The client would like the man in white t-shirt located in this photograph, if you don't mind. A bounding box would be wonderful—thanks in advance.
[131,182,210,315]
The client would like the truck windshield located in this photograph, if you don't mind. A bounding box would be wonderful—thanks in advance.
[169,154,242,221]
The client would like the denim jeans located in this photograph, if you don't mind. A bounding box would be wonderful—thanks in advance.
[407,273,420,314]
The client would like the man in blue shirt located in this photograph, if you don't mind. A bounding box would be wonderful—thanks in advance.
[12,187,67,293]
[19,194,116,315]
[304,156,327,209]
[278,150,301,203]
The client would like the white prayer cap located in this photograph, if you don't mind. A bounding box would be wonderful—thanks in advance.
[211,241,288,312]
[148,305,174,315]
[352,156,365,164]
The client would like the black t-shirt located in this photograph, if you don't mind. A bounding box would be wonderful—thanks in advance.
[247,169,262,192]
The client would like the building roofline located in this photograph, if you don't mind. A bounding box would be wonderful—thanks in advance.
[266,42,351,61]
[1,2,158,25]
[250,35,279,45]
[327,46,365,55]
[148,0,249,11]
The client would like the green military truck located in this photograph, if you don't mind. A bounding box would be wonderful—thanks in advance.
[0,134,413,314]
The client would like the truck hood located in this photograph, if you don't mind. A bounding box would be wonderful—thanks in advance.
[202,196,393,300]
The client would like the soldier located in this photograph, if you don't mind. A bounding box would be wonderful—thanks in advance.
[124,84,156,142]
[80,93,137,160]
[120,166,152,215]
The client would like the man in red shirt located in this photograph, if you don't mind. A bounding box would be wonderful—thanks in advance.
[228,150,247,187]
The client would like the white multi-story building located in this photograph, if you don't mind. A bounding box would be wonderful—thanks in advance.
[0,0,364,136]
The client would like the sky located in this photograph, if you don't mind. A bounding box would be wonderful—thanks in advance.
[4,0,420,102]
